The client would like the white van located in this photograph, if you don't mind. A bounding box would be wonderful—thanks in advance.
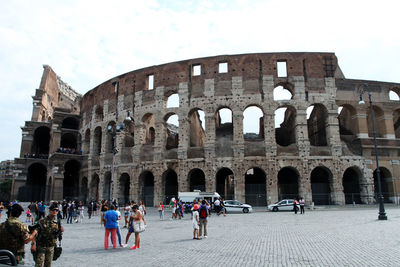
[178,190,220,204]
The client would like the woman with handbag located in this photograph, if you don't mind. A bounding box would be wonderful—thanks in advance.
[130,204,146,250]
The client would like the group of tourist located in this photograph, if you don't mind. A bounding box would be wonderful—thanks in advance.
[23,153,48,159]
[56,147,82,155]
[293,197,305,214]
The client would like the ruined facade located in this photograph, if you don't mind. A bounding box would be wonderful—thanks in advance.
[11,53,400,206]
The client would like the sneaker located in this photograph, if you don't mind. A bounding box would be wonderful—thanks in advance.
[120,244,124,247]
[130,246,137,250]
[122,244,128,248]
[204,236,208,238]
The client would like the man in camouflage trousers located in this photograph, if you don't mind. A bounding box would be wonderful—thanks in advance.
[32,203,64,267]
[0,203,37,264]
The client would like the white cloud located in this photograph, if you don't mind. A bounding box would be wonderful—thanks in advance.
[0,0,399,160]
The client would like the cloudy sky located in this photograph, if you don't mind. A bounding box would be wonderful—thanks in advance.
[0,0,399,161]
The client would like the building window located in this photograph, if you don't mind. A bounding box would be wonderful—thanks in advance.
[219,62,228,73]
[147,74,154,90]
[277,61,287,77]
[193,65,201,76]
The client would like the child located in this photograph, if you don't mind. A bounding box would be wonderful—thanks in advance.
[26,208,32,223]
[192,203,200,240]
[158,202,164,220]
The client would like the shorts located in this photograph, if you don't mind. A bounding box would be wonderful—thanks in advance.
[124,212,129,216]
[128,223,134,233]
[192,222,199,230]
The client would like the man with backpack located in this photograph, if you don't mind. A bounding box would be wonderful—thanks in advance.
[198,200,209,238]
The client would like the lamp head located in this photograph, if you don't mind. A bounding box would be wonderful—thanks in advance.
[358,93,365,105]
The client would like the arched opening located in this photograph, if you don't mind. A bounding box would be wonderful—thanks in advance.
[83,129,90,154]
[119,173,130,205]
[139,171,154,206]
[142,113,155,145]
[93,127,102,155]
[103,172,112,201]
[124,120,135,147]
[216,108,233,157]
[342,167,361,204]
[311,167,332,205]
[367,106,385,138]
[389,90,400,101]
[63,160,80,200]
[273,85,293,101]
[243,106,264,140]
[189,109,205,147]
[31,126,50,155]
[216,168,234,200]
[374,167,394,203]
[105,121,116,153]
[60,133,77,149]
[95,106,103,122]
[90,174,100,201]
[393,109,400,138]
[245,167,266,206]
[275,106,296,146]
[166,93,179,108]
[307,104,328,146]
[165,113,179,150]
[61,117,79,130]
[277,167,299,200]
[163,169,178,204]
[20,163,47,201]
[81,177,88,203]
[338,104,361,154]
[188,168,206,192]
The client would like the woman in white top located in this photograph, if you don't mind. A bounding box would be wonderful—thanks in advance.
[138,201,146,217]
[192,203,200,240]
[130,204,146,249]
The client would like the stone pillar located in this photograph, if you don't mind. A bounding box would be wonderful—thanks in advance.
[262,75,276,157]
[330,160,345,205]
[266,162,278,205]
[232,109,244,158]
[382,113,395,139]
[295,110,310,157]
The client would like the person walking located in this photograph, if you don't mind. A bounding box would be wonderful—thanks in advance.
[130,204,146,250]
[293,198,298,214]
[0,204,37,265]
[32,203,64,267]
[158,202,164,220]
[299,197,305,214]
[198,200,209,238]
[103,204,118,250]
[192,203,200,239]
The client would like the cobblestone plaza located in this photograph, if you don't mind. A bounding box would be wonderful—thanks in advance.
[4,205,399,267]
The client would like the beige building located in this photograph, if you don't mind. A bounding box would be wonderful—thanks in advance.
[11,53,400,206]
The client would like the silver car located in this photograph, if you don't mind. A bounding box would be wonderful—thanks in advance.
[223,200,253,213]
[268,199,300,212]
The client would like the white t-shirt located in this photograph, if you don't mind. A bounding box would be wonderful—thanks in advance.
[192,210,199,224]
[116,210,121,226]
[214,199,220,206]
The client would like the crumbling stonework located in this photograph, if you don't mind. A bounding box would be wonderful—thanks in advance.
[12,53,400,207]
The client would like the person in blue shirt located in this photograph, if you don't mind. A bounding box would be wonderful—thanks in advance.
[103,204,118,249]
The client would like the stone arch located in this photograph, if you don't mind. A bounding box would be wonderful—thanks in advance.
[216,107,233,157]
[393,108,400,138]
[164,113,179,150]
[310,166,333,205]
[277,167,299,200]
[81,177,88,203]
[162,169,178,204]
[188,108,205,147]
[31,126,51,155]
[374,167,394,203]
[93,127,102,155]
[307,104,328,146]
[389,88,400,101]
[62,117,79,130]
[90,173,100,201]
[245,167,267,206]
[105,121,116,153]
[342,167,362,204]
[103,171,112,201]
[20,162,47,201]
[139,171,154,206]
[60,133,77,149]
[83,129,90,154]
[95,106,103,122]
[188,168,206,192]
[243,105,264,140]
[166,92,179,108]
[273,83,294,100]
[141,113,155,145]
[216,168,234,200]
[367,105,385,138]
[275,105,296,146]
[119,173,130,205]
[63,160,81,200]
[123,120,135,147]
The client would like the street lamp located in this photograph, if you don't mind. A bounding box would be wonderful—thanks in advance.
[106,111,132,202]
[359,84,387,220]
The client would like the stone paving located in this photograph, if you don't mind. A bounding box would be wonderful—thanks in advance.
[2,205,400,266]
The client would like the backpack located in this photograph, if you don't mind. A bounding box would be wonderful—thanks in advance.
[199,206,208,219]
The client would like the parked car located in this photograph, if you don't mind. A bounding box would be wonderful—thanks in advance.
[268,199,300,212]
[223,200,252,213]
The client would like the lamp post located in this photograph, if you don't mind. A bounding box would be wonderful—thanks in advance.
[359,84,387,220]
[106,111,133,202]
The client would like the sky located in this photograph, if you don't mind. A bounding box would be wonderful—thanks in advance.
[0,0,399,161]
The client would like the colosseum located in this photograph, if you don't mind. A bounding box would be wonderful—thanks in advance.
[11,52,400,207]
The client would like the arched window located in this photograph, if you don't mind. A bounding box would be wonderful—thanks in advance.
[243,106,264,140]
[165,114,179,150]
[307,104,328,146]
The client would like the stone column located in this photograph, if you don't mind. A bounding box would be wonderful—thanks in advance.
[232,109,244,158]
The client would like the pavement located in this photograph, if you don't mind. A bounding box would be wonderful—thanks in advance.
[2,205,400,267]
